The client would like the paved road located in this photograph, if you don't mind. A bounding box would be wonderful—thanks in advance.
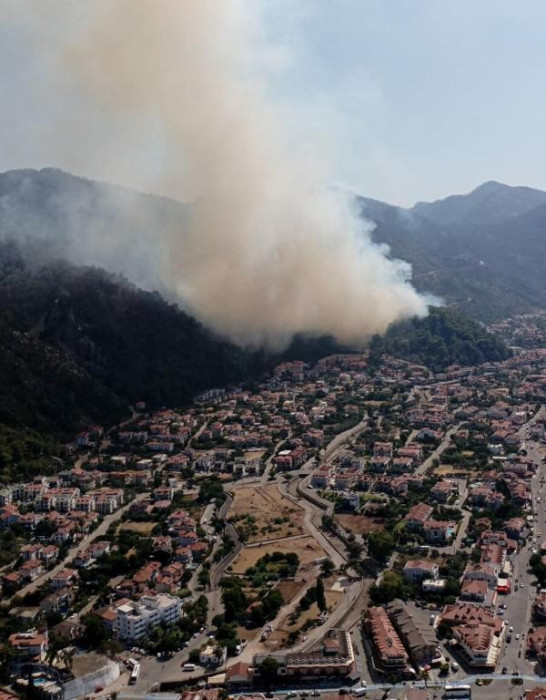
[323,415,368,463]
[416,422,464,475]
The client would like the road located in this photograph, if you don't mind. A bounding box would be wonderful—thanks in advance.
[416,422,464,475]
[323,416,368,462]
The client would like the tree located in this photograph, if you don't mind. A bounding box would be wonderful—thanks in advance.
[369,571,409,604]
[321,558,335,577]
[367,530,395,563]
[188,649,200,664]
[198,476,226,504]
[82,613,109,647]
[222,582,247,622]
[260,656,280,685]
[316,576,327,612]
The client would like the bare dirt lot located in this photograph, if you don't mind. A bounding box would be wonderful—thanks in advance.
[229,535,326,574]
[433,464,476,477]
[274,580,306,604]
[117,521,157,535]
[229,484,305,542]
[335,513,384,535]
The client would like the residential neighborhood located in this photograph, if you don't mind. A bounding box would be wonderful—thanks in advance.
[4,315,546,699]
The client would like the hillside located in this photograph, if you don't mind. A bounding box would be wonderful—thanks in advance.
[0,244,253,435]
[4,168,546,323]
[359,181,546,322]
[380,307,511,372]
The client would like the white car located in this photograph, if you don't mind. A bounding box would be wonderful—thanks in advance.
[516,633,521,640]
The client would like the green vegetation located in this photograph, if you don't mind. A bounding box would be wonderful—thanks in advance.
[380,307,511,372]
[369,571,411,604]
[0,423,64,484]
[245,551,300,586]
[316,576,326,612]
[198,476,226,504]
[367,530,395,563]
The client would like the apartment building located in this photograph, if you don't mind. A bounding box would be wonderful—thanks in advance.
[115,594,182,640]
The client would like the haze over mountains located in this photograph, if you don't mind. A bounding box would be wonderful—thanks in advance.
[0,166,522,467]
[2,168,546,325]
[359,180,546,321]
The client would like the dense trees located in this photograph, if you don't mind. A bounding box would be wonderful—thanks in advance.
[367,530,396,563]
[369,571,411,604]
[381,307,511,372]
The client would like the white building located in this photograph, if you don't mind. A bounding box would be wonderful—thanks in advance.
[403,559,439,584]
[115,594,182,640]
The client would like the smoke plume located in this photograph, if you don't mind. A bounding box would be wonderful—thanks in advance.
[6,1,429,348]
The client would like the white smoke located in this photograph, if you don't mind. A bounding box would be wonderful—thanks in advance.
[2,0,429,348]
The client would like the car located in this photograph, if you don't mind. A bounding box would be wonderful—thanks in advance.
[287,693,297,698]
[95,687,104,693]
[299,692,309,698]
[498,608,505,615]
[516,633,521,640]
[509,626,514,633]
[502,667,508,674]
[312,691,320,697]
[520,582,525,588]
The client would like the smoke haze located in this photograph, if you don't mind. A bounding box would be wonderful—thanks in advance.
[3,0,429,348]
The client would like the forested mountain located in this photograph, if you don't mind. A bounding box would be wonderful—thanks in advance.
[359,180,546,321]
[379,307,511,372]
[0,244,253,436]
[0,169,518,479]
[4,168,546,324]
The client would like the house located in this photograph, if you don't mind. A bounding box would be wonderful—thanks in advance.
[504,517,527,540]
[525,688,546,700]
[199,645,227,667]
[50,568,79,591]
[431,480,454,502]
[8,630,48,661]
[226,661,253,689]
[463,563,499,590]
[403,560,439,584]
[527,627,546,662]
[535,590,546,620]
[423,520,455,544]
[20,559,45,582]
[404,503,433,531]
[40,588,75,615]
[459,579,488,604]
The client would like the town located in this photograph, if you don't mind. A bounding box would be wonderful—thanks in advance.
[3,316,546,700]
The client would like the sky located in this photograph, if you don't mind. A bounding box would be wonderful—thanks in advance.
[2,1,546,206]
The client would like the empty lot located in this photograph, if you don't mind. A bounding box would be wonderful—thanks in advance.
[229,484,305,542]
[230,535,326,574]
